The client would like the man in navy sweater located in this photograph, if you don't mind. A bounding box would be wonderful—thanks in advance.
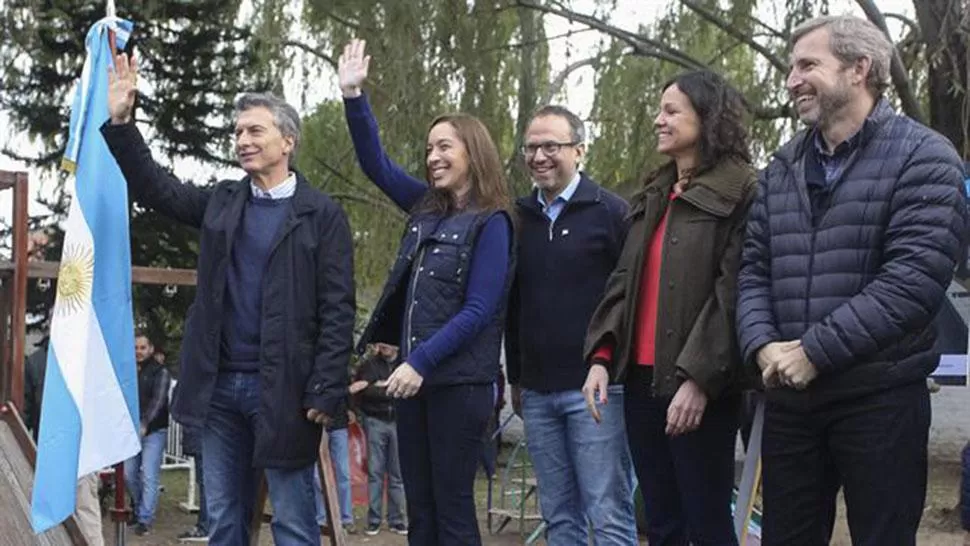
[102,54,356,546]
[506,106,637,545]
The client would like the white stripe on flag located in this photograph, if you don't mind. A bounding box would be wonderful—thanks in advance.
[49,193,139,478]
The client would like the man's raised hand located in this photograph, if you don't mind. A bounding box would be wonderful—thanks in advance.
[107,52,138,124]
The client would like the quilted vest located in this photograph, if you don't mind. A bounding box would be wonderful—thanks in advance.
[359,208,513,386]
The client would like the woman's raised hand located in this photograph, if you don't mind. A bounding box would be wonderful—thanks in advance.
[338,38,370,99]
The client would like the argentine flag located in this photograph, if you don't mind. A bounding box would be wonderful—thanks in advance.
[31,16,141,533]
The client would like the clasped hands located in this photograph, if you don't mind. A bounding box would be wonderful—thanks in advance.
[757,340,818,390]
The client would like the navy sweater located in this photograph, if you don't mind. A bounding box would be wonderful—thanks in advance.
[344,94,510,375]
[221,196,292,371]
[507,177,629,392]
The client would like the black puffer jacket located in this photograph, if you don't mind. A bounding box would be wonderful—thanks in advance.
[737,100,966,407]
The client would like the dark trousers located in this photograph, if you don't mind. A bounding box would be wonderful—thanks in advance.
[761,381,930,546]
[397,383,492,546]
[962,442,970,531]
[624,366,740,546]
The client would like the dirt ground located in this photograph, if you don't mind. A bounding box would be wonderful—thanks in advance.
[104,457,969,545]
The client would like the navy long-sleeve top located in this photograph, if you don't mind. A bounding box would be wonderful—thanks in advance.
[344,94,510,376]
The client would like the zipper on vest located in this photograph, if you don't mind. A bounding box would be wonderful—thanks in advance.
[405,224,425,357]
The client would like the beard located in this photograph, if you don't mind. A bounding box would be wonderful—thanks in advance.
[798,70,853,129]
[815,81,853,129]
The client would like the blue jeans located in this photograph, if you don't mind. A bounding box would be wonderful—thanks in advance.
[363,416,406,527]
[522,386,638,546]
[125,428,167,526]
[314,427,354,526]
[203,372,320,546]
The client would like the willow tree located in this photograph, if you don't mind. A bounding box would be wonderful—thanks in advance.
[286,1,549,305]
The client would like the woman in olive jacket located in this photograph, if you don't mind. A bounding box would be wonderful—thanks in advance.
[583,70,756,545]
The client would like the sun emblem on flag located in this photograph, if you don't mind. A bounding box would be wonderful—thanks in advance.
[55,243,94,316]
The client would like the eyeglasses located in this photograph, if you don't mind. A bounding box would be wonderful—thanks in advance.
[521,141,580,157]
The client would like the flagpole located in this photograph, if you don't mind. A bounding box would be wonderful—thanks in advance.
[106,5,126,546]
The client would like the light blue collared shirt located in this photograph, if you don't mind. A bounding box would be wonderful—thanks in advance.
[536,172,582,223]
[250,172,297,200]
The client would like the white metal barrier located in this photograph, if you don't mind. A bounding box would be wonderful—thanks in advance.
[160,379,200,511]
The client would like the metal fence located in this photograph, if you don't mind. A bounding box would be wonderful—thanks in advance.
[162,381,190,470]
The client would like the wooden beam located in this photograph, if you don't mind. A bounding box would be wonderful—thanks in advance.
[0,403,90,546]
[0,171,19,191]
[0,261,197,286]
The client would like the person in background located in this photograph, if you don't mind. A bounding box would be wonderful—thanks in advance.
[352,343,407,536]
[125,331,171,536]
[314,395,356,535]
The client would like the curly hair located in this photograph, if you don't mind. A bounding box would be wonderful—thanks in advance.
[660,70,751,176]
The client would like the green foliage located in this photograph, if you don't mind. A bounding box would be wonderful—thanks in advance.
[0,0,274,366]
[3,0,965,358]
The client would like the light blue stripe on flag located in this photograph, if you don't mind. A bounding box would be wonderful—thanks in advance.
[32,16,141,534]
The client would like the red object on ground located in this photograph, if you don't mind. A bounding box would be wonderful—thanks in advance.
[348,422,368,506]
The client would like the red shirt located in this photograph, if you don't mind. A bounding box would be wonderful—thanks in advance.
[593,193,677,367]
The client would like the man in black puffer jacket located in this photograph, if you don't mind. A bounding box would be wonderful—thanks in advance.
[737,15,966,546]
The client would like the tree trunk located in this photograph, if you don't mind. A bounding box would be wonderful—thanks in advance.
[914,0,969,158]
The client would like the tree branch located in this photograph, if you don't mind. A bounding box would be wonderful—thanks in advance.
[311,156,397,208]
[329,192,405,218]
[477,28,597,53]
[516,0,707,71]
[681,0,788,74]
[281,39,338,70]
[541,55,601,105]
[855,0,924,122]
[883,12,921,41]
[751,103,791,120]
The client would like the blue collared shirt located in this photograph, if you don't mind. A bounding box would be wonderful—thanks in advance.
[813,129,861,186]
[536,172,582,223]
[250,172,297,200]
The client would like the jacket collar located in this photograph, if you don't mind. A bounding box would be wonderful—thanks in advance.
[640,157,754,217]
[516,172,602,212]
[227,169,318,216]
[774,98,895,166]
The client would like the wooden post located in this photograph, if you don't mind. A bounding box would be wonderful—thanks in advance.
[10,173,28,412]
[248,430,345,545]
[316,430,347,545]
[0,170,28,411]
[0,280,10,405]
